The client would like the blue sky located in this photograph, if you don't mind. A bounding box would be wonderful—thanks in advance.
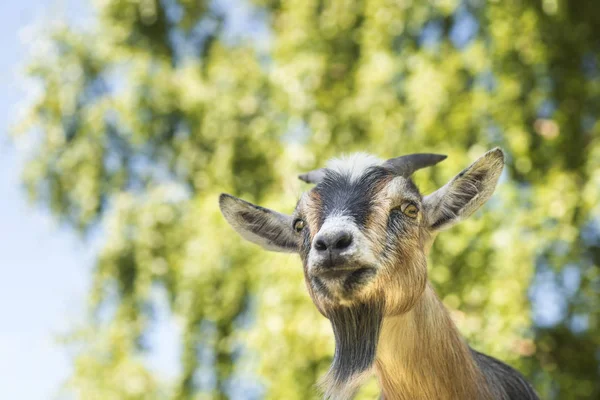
[1,2,181,394]
[0,2,95,398]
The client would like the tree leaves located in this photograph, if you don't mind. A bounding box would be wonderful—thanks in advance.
[15,0,600,399]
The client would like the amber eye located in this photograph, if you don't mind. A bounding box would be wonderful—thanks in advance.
[293,219,305,233]
[400,202,419,219]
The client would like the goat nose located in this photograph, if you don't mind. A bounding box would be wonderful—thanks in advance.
[314,230,354,252]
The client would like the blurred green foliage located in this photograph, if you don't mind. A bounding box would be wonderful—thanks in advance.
[14,0,600,398]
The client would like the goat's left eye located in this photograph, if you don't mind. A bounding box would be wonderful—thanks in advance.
[293,219,305,232]
[400,202,419,219]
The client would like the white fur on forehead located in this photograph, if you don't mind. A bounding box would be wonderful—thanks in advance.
[326,153,384,182]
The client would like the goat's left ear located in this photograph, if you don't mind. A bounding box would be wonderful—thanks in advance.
[423,148,504,231]
[219,193,300,253]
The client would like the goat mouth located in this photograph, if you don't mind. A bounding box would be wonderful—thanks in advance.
[316,266,368,278]
[311,266,377,298]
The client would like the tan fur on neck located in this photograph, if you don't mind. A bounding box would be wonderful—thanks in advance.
[375,285,493,400]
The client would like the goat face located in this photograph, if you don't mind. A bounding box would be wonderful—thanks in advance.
[219,149,504,317]
[293,155,431,315]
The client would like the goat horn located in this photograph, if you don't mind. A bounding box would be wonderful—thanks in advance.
[298,168,327,184]
[382,153,447,177]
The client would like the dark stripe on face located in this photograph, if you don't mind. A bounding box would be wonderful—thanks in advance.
[311,276,329,296]
[299,229,311,262]
[314,167,392,228]
[385,210,414,255]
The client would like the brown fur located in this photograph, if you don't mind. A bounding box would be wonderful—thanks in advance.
[305,190,323,233]
[375,285,493,400]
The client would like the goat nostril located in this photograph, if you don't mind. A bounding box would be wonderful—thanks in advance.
[314,238,328,251]
[334,234,353,250]
[314,232,353,252]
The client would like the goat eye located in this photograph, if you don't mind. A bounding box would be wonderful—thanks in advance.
[293,219,305,232]
[400,202,419,218]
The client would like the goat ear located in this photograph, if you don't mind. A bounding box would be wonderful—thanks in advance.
[219,194,300,253]
[423,148,504,231]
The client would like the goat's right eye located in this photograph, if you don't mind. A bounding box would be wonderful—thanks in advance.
[401,202,419,218]
[293,219,305,233]
[391,201,419,219]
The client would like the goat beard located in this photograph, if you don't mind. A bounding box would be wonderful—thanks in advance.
[320,299,385,400]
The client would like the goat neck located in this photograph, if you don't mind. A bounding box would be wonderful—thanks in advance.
[375,284,493,400]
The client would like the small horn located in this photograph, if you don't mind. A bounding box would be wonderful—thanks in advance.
[383,153,447,177]
[298,168,327,184]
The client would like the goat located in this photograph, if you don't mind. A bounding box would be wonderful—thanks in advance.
[219,148,539,400]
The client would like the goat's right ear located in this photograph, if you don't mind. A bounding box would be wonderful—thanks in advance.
[423,148,504,231]
[219,194,300,253]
